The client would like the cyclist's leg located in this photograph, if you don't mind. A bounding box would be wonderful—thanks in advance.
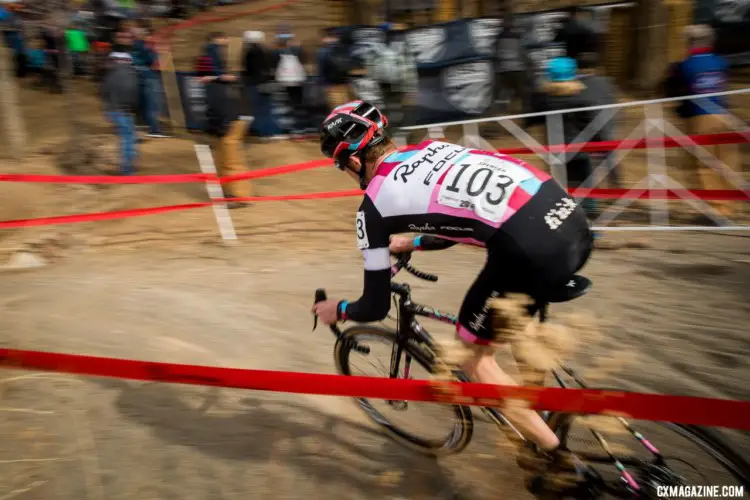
[455,253,560,452]
[497,179,593,389]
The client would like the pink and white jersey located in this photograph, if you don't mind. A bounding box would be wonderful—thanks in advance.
[355,140,553,272]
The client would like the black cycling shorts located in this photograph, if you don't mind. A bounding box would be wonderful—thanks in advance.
[456,180,593,345]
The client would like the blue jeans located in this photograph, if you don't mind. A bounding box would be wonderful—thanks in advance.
[245,84,282,136]
[139,71,163,134]
[107,111,136,175]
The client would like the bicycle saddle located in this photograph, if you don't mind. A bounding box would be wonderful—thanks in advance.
[544,275,592,304]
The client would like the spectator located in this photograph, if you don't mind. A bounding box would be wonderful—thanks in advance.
[316,28,337,103]
[495,14,530,114]
[320,27,354,108]
[273,31,308,136]
[1,6,26,78]
[665,24,739,218]
[65,20,90,76]
[170,0,190,19]
[242,30,282,138]
[526,57,602,217]
[554,6,599,62]
[101,50,139,175]
[116,0,137,18]
[111,27,133,59]
[197,31,252,208]
[25,36,47,83]
[40,22,66,93]
[578,52,620,188]
[366,23,417,132]
[131,20,167,138]
[199,31,230,79]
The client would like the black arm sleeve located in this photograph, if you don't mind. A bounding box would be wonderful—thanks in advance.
[342,196,392,323]
[418,235,458,251]
[342,269,391,322]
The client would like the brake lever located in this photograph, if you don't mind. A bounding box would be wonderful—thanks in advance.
[313,288,327,331]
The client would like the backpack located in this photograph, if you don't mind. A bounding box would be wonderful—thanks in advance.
[325,43,352,84]
[275,52,307,86]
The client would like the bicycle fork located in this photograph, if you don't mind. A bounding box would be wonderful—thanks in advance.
[386,338,411,411]
[386,293,416,411]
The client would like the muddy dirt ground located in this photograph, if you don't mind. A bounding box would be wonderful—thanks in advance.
[1,2,749,499]
[1,231,748,500]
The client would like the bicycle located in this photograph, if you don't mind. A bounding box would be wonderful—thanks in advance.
[314,253,750,498]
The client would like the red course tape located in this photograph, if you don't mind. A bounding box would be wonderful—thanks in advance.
[0,173,211,184]
[1,348,748,430]
[1,132,747,185]
[0,202,212,228]
[496,131,749,155]
[0,160,331,185]
[0,189,747,229]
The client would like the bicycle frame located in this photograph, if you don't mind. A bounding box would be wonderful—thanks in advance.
[388,281,525,435]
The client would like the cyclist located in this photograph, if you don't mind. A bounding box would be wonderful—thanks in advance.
[312,101,593,472]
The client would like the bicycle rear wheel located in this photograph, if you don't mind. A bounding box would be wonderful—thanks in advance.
[334,325,474,456]
[548,390,750,498]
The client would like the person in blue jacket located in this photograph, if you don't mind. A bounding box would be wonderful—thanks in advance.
[131,20,168,138]
[1,6,26,78]
[665,24,739,218]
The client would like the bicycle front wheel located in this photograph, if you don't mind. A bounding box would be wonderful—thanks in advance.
[334,325,474,456]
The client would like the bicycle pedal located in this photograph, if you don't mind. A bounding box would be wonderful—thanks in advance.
[387,400,408,411]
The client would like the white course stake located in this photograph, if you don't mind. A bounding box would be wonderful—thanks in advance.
[194,144,238,243]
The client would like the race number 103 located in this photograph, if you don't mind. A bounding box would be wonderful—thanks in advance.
[656,485,745,498]
[437,159,533,222]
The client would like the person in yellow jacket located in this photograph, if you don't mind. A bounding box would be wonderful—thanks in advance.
[197,33,253,208]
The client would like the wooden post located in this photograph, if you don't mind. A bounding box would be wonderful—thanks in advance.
[0,43,26,159]
[157,45,186,132]
[665,0,692,64]
[632,0,669,91]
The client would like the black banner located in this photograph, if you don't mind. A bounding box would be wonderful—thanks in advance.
[695,0,750,66]
[404,18,503,68]
[175,72,208,131]
[416,59,497,122]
